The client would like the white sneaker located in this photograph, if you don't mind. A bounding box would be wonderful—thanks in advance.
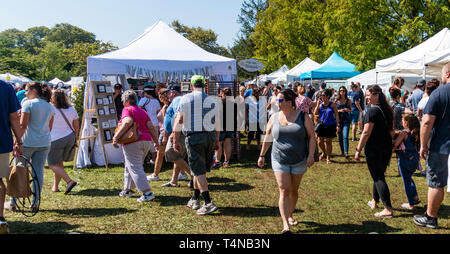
[119,190,134,198]
[197,202,218,215]
[137,192,155,202]
[186,198,201,210]
[178,173,188,181]
[147,174,160,181]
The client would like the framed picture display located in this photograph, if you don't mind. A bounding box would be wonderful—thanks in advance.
[97,98,103,105]
[109,119,117,128]
[106,85,114,93]
[181,83,191,92]
[103,106,110,115]
[103,98,109,105]
[97,84,106,93]
[98,109,105,116]
[108,95,113,104]
[109,108,116,115]
[102,121,110,129]
[104,130,112,142]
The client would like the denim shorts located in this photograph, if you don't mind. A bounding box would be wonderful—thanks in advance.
[426,152,449,188]
[350,110,360,123]
[219,131,233,141]
[272,157,307,175]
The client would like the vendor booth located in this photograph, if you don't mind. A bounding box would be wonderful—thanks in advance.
[300,52,360,80]
[376,27,450,77]
[76,20,237,168]
[287,57,320,82]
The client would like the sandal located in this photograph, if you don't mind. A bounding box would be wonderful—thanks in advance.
[326,159,331,164]
[367,200,377,210]
[318,153,325,161]
[281,229,292,234]
[162,182,179,187]
[374,212,393,218]
[401,203,415,210]
[65,181,77,195]
[223,161,230,167]
[288,218,298,226]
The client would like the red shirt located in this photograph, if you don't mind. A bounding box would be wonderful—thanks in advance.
[119,106,152,143]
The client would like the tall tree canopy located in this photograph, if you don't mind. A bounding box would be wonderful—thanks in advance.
[247,0,449,73]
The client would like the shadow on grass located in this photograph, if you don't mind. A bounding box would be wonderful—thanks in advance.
[207,177,236,184]
[297,221,401,234]
[43,208,137,217]
[8,221,79,234]
[155,195,190,207]
[208,183,254,192]
[214,206,303,217]
[71,188,122,197]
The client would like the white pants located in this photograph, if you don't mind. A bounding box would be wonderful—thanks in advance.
[122,141,151,192]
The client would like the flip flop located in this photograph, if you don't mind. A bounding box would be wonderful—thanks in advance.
[65,181,77,195]
[288,218,298,226]
[374,212,393,218]
[162,182,179,187]
[281,229,292,234]
[367,200,377,210]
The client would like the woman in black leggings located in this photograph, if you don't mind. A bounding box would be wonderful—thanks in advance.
[355,85,394,218]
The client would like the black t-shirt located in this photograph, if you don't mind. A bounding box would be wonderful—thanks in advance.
[363,105,392,153]
[114,94,124,120]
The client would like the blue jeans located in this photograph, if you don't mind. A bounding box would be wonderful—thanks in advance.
[338,123,350,154]
[10,146,50,206]
[398,158,418,206]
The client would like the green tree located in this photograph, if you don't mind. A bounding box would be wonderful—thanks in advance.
[171,20,230,57]
[46,23,96,48]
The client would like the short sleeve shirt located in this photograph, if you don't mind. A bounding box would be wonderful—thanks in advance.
[348,91,360,111]
[295,95,312,113]
[138,97,161,127]
[50,106,79,142]
[22,98,55,148]
[163,96,182,134]
[0,81,21,153]
[363,105,392,152]
[423,84,450,154]
[120,106,152,143]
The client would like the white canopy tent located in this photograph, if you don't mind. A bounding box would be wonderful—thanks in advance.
[376,27,450,76]
[49,77,64,86]
[77,20,237,168]
[286,58,321,82]
[346,69,434,94]
[0,73,31,85]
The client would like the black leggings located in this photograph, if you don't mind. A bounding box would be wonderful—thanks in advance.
[365,150,393,209]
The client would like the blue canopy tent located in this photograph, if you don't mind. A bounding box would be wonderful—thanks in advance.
[299,52,360,80]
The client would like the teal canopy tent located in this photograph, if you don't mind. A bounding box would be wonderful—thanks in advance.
[300,52,360,80]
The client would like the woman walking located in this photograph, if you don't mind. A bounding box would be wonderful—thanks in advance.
[258,89,316,234]
[47,89,78,194]
[392,113,421,210]
[113,90,159,202]
[139,87,161,164]
[355,85,394,218]
[314,89,339,164]
[334,86,351,158]
[213,87,235,168]
[8,82,54,211]
[295,83,312,114]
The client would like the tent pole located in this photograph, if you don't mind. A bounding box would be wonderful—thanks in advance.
[376,72,378,85]
[423,65,427,79]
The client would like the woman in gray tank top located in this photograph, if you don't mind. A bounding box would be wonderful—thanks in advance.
[258,89,316,234]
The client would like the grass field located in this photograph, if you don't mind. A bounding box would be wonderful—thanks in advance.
[4,137,449,234]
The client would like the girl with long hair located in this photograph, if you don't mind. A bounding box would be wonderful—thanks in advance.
[392,113,421,210]
[335,86,351,158]
[355,85,395,218]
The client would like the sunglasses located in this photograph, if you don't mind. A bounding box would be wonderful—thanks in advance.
[277,98,284,103]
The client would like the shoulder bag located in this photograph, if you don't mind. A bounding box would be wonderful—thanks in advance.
[57,108,77,162]
[115,107,140,144]
[314,103,330,133]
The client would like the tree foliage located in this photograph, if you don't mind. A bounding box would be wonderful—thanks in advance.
[0,23,117,81]
[246,0,449,73]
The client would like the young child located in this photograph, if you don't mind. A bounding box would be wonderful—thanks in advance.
[392,113,421,210]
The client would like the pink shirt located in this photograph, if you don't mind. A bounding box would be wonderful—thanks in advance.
[295,95,312,113]
[120,106,152,143]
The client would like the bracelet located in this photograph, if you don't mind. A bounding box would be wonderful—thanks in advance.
[259,155,265,158]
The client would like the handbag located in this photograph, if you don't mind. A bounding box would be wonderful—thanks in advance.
[6,163,32,198]
[57,108,77,162]
[314,104,330,133]
[115,107,140,144]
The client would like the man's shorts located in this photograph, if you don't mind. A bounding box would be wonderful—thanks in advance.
[185,132,216,177]
[0,153,10,179]
[158,131,165,147]
[426,152,449,189]
[350,110,360,123]
[219,131,233,142]
[165,134,186,163]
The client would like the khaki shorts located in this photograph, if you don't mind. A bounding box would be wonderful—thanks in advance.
[0,153,10,179]
[165,134,186,162]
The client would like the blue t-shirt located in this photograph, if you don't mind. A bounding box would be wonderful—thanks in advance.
[16,90,26,104]
[21,98,55,148]
[423,84,450,154]
[410,89,424,113]
[244,89,253,98]
[348,91,360,112]
[163,96,182,134]
[0,81,21,153]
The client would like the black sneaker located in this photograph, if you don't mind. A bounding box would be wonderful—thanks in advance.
[414,213,438,229]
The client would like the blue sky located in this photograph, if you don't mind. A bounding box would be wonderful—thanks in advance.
[1,0,244,48]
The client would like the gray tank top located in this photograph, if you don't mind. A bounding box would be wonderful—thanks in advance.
[272,111,307,165]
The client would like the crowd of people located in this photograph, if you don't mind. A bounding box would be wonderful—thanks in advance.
[0,63,448,234]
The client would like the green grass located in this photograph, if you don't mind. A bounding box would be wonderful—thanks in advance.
[4,137,449,234]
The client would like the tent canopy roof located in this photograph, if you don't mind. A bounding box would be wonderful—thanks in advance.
[287,57,321,77]
[88,21,236,76]
[300,52,360,79]
[376,27,450,76]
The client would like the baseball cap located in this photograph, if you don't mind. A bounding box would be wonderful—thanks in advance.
[114,83,123,89]
[191,75,205,85]
[417,79,426,87]
[161,84,181,94]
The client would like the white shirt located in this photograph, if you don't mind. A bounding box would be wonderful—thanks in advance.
[138,97,161,127]
[417,96,429,111]
[50,106,78,142]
